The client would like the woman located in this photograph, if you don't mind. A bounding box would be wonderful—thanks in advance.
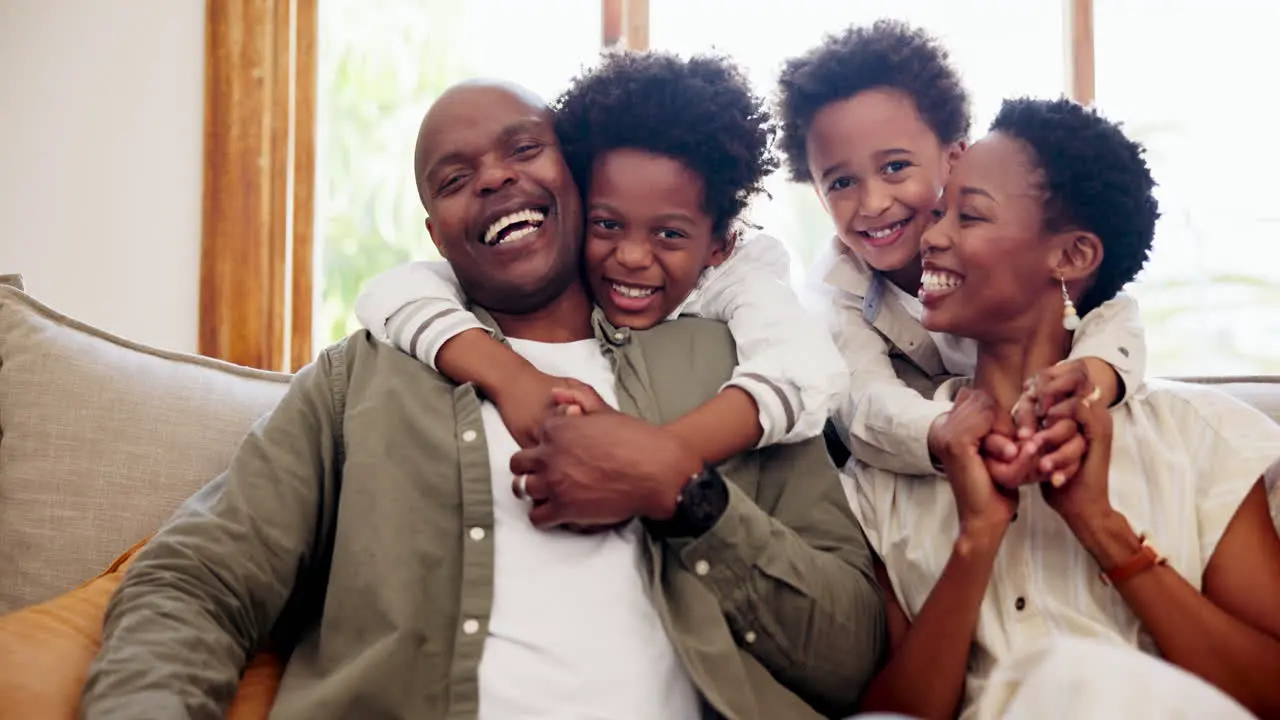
[846,97,1280,719]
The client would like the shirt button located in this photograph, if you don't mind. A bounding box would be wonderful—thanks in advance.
[743,630,757,644]
[462,618,481,635]
[461,429,477,443]
[694,560,711,576]
[1015,597,1026,612]
[468,527,486,541]
[613,331,625,341]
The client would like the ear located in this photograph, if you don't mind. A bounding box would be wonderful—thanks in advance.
[426,216,448,260]
[944,141,966,175]
[707,230,736,268]
[1049,230,1103,286]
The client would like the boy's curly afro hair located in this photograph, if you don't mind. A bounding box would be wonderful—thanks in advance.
[553,50,778,237]
[776,19,970,182]
[990,97,1160,314]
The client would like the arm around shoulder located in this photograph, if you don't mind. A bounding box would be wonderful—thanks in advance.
[686,233,850,447]
[81,346,345,720]
[1070,291,1147,404]
[832,309,949,476]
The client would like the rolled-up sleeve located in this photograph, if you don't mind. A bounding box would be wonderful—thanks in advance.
[1071,291,1147,404]
[680,234,849,447]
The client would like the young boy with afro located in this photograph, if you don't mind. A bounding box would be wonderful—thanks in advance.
[777,20,1148,481]
[355,51,848,468]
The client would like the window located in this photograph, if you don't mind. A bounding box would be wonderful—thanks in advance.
[202,1,1279,377]
[1093,0,1280,375]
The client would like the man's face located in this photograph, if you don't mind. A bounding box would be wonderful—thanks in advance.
[416,84,583,315]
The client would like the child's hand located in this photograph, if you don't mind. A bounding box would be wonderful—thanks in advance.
[1015,360,1107,487]
[550,383,610,417]
[491,369,578,448]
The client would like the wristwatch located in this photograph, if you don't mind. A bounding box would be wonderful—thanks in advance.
[650,465,729,538]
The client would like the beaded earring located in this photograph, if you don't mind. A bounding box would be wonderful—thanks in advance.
[1061,276,1080,331]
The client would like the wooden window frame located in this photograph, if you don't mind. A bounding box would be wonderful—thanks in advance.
[200,0,316,372]
[199,0,1092,372]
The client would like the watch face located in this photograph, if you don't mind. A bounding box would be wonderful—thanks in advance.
[681,467,728,529]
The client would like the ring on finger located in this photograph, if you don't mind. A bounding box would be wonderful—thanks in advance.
[515,473,529,500]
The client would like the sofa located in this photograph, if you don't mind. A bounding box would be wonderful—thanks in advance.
[1,277,1278,713]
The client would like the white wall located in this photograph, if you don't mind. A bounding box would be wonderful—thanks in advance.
[0,0,205,353]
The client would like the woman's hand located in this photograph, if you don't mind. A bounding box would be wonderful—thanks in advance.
[934,388,1019,535]
[1037,372,1116,533]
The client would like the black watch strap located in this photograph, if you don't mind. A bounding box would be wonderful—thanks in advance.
[650,465,729,538]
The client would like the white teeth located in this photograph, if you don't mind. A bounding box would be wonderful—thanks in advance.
[864,221,904,239]
[920,269,963,293]
[499,225,538,245]
[611,283,656,299]
[484,208,546,245]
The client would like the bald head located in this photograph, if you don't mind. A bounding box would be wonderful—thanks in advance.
[414,80,551,210]
[409,78,583,319]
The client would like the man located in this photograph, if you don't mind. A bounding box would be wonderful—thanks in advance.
[81,81,885,720]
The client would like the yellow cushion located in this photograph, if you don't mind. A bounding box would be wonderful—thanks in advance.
[0,537,283,719]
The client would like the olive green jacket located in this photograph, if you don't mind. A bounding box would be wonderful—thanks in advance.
[81,309,885,720]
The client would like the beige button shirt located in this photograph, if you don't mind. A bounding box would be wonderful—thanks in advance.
[845,377,1280,717]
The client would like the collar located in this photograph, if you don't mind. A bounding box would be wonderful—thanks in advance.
[814,236,891,325]
[471,305,632,348]
[817,236,875,299]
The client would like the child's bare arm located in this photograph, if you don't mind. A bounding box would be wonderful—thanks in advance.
[663,388,763,466]
[356,260,559,447]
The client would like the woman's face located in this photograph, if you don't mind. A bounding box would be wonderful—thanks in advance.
[918,132,1062,343]
[583,148,728,330]
[805,88,962,287]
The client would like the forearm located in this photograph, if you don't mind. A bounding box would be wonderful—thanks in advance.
[860,524,1002,719]
[664,387,762,466]
[83,532,259,719]
[436,328,538,399]
[1079,356,1122,407]
[661,482,886,716]
[1075,511,1280,716]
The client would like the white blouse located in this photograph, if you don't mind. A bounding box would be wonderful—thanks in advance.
[845,378,1280,717]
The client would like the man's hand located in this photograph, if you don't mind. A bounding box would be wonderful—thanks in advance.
[509,411,703,529]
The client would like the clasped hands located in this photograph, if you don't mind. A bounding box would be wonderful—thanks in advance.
[492,370,700,531]
[928,359,1117,537]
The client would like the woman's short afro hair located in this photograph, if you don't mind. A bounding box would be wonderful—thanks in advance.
[553,50,778,236]
[776,19,971,182]
[991,97,1160,314]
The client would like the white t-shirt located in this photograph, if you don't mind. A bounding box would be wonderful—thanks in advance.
[846,378,1280,718]
[476,337,700,720]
